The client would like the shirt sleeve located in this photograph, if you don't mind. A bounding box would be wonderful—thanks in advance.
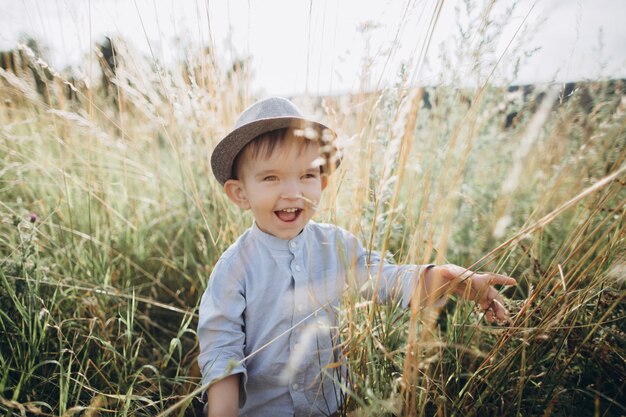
[197,255,248,407]
[336,226,432,308]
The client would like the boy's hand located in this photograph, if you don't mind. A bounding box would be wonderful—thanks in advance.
[425,264,517,323]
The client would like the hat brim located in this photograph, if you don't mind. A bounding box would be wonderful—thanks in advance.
[211,116,339,185]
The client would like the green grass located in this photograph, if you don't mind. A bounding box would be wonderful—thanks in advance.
[1,12,625,417]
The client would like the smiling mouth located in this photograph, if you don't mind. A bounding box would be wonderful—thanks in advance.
[275,208,302,222]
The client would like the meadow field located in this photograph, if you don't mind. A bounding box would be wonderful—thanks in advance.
[1,12,625,417]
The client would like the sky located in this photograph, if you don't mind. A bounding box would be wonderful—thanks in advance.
[1,0,625,96]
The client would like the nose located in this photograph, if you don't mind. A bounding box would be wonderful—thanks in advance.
[279,179,302,200]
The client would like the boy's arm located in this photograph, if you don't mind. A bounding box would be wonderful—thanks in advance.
[336,226,515,320]
[207,374,240,417]
[198,257,248,412]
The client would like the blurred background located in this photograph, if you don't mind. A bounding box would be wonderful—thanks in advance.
[1,0,625,96]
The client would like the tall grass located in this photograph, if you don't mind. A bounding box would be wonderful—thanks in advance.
[1,5,625,417]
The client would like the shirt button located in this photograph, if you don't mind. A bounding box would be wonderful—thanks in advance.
[292,383,300,391]
[290,241,297,249]
[294,265,301,272]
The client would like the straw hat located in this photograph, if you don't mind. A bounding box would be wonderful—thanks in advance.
[211,97,339,185]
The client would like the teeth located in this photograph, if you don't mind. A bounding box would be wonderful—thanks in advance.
[281,208,299,213]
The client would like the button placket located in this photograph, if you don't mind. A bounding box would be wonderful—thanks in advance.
[291,245,306,315]
[290,238,307,390]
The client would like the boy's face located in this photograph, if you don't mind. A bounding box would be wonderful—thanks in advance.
[224,137,327,240]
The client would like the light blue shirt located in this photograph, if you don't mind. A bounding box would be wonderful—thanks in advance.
[197,221,428,417]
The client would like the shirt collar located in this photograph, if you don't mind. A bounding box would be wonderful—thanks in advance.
[250,221,310,251]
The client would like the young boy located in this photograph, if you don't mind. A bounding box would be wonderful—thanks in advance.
[198,97,516,417]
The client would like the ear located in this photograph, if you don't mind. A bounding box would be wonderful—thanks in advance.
[224,179,251,210]
[321,174,328,191]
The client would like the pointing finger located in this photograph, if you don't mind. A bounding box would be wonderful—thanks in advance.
[485,273,516,286]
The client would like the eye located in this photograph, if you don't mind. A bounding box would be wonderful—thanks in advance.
[302,172,318,180]
[263,175,278,182]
